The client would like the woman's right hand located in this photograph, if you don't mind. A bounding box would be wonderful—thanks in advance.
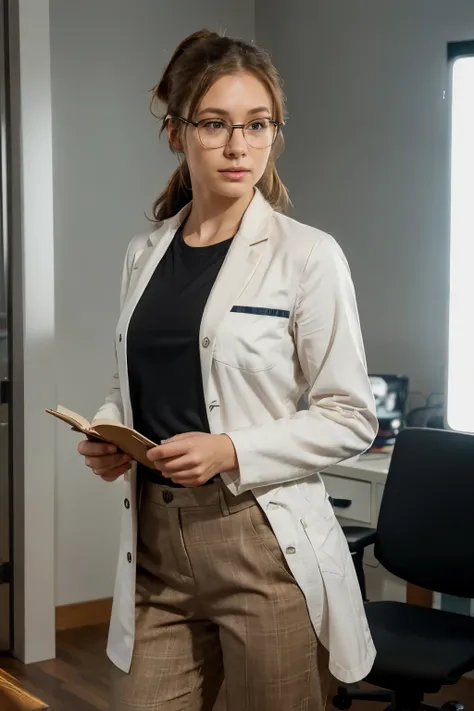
[77,440,132,482]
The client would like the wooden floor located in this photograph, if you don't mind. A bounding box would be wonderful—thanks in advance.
[1,625,112,710]
[1,624,474,711]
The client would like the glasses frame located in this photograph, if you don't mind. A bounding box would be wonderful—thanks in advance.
[167,115,284,149]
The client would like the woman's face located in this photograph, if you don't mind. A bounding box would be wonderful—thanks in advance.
[170,72,275,202]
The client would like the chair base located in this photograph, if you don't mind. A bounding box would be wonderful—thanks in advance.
[332,685,464,711]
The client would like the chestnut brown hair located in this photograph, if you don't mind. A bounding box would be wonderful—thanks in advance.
[150,29,289,222]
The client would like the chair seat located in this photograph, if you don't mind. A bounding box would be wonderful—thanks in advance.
[366,601,474,693]
[342,525,377,554]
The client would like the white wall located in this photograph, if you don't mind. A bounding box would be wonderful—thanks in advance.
[257,0,474,399]
[49,0,255,606]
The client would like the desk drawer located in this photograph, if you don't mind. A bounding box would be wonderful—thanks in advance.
[320,473,371,524]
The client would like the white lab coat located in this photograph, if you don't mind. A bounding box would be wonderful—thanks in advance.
[94,189,378,684]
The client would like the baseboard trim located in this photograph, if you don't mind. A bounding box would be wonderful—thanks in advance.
[55,597,112,631]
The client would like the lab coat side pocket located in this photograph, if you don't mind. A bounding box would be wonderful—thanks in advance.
[301,503,348,578]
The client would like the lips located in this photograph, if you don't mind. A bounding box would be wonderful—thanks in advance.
[219,168,250,180]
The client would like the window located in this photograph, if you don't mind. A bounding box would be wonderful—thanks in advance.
[446,42,474,433]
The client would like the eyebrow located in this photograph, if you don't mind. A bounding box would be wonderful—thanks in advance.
[196,106,272,118]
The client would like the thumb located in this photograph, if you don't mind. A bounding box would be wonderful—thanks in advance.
[163,432,201,443]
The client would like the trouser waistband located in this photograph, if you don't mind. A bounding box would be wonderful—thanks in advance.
[141,479,256,515]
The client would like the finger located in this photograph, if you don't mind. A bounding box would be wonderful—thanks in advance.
[162,432,201,443]
[147,441,189,462]
[88,453,131,472]
[78,440,117,456]
[79,440,118,456]
[100,466,129,481]
[93,456,132,476]
[94,461,131,478]
[169,469,201,483]
[98,464,130,482]
[85,453,131,470]
[157,455,195,475]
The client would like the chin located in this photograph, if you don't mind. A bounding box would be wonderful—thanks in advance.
[212,181,255,201]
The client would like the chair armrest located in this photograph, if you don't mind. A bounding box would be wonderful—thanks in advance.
[341,525,377,555]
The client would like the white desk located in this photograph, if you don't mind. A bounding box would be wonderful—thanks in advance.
[322,451,410,603]
[324,452,391,527]
[327,452,391,483]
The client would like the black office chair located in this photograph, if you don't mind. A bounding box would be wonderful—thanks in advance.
[333,427,474,711]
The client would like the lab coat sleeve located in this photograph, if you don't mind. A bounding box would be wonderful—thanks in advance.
[223,234,378,493]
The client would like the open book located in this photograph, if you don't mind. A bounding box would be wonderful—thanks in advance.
[45,405,157,470]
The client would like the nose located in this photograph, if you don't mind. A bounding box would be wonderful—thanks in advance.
[224,126,247,158]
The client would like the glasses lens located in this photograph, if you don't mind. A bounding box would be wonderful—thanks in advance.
[244,118,277,148]
[197,119,231,148]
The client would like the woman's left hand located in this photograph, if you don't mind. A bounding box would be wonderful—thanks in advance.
[146,432,238,487]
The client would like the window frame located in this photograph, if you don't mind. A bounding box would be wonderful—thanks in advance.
[445,40,474,433]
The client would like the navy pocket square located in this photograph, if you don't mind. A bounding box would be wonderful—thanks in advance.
[231,306,290,318]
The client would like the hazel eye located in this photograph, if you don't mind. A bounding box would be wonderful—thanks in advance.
[247,119,271,131]
[202,120,226,130]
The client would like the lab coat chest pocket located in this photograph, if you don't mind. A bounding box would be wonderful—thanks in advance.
[214,311,289,373]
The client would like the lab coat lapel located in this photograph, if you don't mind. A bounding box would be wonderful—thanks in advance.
[117,205,190,337]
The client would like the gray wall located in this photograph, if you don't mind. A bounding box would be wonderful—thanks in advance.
[257,0,474,399]
[50,0,254,606]
[49,0,474,605]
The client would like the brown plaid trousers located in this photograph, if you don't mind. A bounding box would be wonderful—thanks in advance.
[110,480,330,710]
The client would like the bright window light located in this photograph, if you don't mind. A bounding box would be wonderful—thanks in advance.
[447,55,474,433]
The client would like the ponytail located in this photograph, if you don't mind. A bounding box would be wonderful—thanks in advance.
[256,155,290,214]
[153,160,192,222]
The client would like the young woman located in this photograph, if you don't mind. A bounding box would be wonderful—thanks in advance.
[78,29,378,711]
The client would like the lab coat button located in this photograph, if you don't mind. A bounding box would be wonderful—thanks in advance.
[119,334,122,342]
[201,337,210,348]
[127,552,132,563]
[124,498,130,509]
[286,546,296,555]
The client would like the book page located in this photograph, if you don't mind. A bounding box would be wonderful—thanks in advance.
[45,406,91,432]
[90,418,128,428]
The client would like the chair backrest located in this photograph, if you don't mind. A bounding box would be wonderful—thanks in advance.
[375,427,474,598]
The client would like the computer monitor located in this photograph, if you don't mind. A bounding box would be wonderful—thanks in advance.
[369,374,409,451]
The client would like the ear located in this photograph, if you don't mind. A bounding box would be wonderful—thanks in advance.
[167,119,184,153]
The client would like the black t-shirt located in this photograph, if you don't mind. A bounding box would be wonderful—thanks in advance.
[127,225,233,486]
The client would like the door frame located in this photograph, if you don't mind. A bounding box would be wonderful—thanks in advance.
[8,0,56,663]
[0,0,13,655]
